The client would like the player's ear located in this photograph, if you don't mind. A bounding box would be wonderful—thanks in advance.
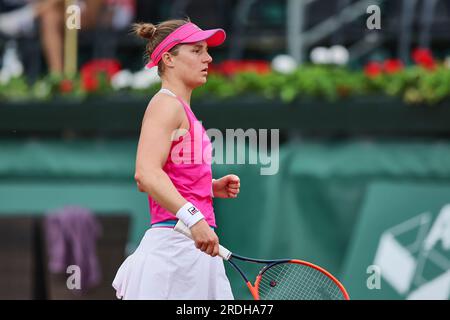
[161,52,175,68]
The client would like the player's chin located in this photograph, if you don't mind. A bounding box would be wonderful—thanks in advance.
[198,72,209,83]
[186,76,206,89]
[189,78,207,89]
[197,75,208,86]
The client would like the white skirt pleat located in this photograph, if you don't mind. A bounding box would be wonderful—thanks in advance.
[112,228,234,300]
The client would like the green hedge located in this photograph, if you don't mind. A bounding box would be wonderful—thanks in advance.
[2,65,450,105]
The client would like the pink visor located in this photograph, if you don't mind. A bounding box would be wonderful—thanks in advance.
[145,22,226,69]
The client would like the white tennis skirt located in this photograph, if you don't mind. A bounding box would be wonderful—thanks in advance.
[112,227,234,300]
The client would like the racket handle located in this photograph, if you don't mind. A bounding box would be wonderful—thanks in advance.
[174,220,232,260]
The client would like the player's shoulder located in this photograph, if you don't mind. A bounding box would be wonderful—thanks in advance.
[147,92,183,114]
[143,92,184,123]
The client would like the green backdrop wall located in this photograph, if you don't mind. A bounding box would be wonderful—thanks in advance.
[1,139,450,299]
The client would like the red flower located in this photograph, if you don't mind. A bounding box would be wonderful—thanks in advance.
[59,79,74,93]
[241,60,271,74]
[412,48,436,70]
[208,63,221,74]
[80,59,121,92]
[383,59,404,74]
[216,60,271,76]
[364,62,383,78]
[219,60,240,76]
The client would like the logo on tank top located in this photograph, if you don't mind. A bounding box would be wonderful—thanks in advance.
[188,206,199,215]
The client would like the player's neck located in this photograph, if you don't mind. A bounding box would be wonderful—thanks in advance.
[161,79,192,107]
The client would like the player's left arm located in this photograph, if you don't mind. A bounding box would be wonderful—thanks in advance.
[212,174,240,198]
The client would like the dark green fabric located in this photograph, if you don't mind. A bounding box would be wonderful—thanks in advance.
[1,139,450,299]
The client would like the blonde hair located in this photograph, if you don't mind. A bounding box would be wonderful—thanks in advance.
[133,18,191,76]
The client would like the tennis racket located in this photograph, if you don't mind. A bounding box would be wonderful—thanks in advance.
[174,220,350,300]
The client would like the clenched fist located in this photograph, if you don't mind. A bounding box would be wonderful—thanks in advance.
[212,174,240,198]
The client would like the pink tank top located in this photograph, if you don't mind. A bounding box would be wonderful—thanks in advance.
[148,89,216,227]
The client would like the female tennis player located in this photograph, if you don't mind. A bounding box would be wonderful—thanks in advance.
[112,18,240,300]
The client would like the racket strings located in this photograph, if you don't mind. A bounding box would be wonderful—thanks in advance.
[257,262,345,300]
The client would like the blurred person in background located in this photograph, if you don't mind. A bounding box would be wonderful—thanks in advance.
[0,0,135,75]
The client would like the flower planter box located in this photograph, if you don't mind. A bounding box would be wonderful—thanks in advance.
[0,95,449,137]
